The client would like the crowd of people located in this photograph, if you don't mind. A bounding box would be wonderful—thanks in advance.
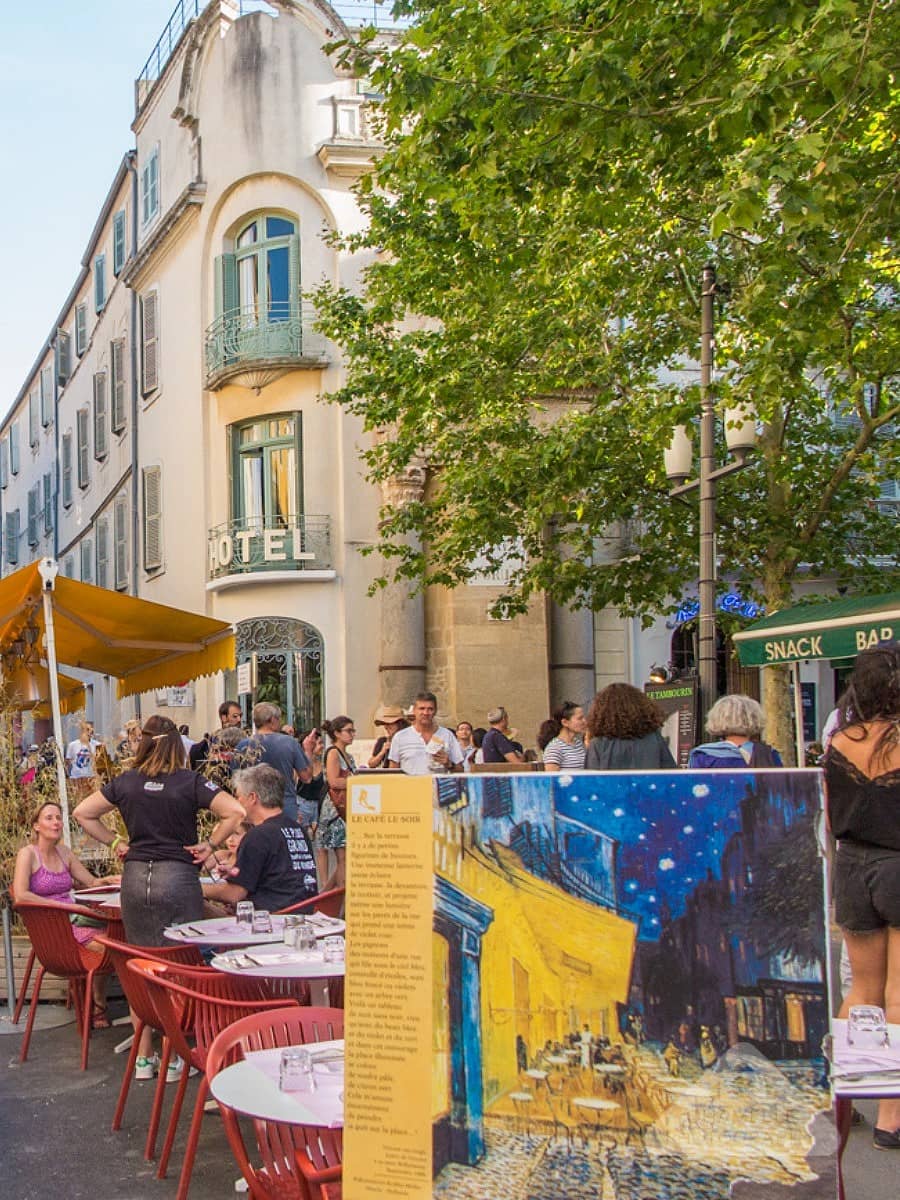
[9,645,900,1151]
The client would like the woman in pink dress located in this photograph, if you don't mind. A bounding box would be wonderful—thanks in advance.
[13,799,119,1027]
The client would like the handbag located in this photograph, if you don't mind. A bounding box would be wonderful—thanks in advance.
[327,747,355,820]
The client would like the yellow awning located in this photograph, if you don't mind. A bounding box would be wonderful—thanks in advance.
[0,562,235,699]
[4,662,86,715]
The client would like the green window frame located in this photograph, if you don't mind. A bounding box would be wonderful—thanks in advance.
[229,413,303,527]
[214,213,300,327]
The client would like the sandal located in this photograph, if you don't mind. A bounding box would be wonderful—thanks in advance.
[91,1004,111,1030]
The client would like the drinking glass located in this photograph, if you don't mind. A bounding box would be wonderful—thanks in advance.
[235,901,255,928]
[322,935,345,964]
[297,920,318,954]
[283,915,302,947]
[279,1047,315,1093]
[252,910,273,934]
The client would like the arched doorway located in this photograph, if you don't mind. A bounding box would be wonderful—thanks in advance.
[235,616,324,731]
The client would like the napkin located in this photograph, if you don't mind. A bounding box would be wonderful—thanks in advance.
[245,950,325,966]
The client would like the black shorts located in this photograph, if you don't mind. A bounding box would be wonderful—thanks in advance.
[834,841,900,933]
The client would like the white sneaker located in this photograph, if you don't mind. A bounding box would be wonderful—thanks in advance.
[166,1054,199,1084]
[134,1054,159,1080]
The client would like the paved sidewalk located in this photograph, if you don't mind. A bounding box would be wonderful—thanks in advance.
[0,1004,239,1200]
[1,1003,897,1199]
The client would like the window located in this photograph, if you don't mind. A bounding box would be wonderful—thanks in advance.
[141,147,159,226]
[113,209,127,275]
[63,554,75,579]
[0,440,7,488]
[141,291,159,394]
[110,339,126,432]
[215,214,299,327]
[80,538,94,584]
[28,392,39,448]
[61,433,73,508]
[230,414,302,527]
[75,303,87,357]
[42,472,52,535]
[94,254,106,313]
[93,372,108,459]
[5,510,19,565]
[55,330,71,388]
[96,518,109,588]
[40,365,54,426]
[9,421,19,475]
[114,496,128,590]
[27,487,39,547]
[76,409,90,488]
[142,465,163,571]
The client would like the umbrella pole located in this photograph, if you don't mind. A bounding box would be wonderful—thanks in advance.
[40,572,71,848]
[792,661,805,768]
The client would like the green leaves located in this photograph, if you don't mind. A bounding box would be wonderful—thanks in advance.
[315,0,899,617]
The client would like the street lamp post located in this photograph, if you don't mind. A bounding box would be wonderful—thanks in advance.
[664,265,756,728]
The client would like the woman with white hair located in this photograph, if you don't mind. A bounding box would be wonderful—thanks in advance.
[688,694,783,769]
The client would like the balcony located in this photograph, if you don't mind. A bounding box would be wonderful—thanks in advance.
[204,303,327,391]
[207,515,333,590]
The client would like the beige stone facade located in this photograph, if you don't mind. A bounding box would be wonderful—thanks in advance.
[0,1,608,750]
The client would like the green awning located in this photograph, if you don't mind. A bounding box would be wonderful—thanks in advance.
[732,592,900,666]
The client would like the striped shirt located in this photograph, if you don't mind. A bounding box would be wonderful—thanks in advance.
[542,737,586,770]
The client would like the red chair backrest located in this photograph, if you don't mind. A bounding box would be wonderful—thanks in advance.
[14,900,107,977]
[275,886,345,917]
[94,935,204,1029]
[206,1006,344,1076]
[127,959,299,1067]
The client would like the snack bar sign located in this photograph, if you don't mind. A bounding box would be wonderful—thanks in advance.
[740,621,896,666]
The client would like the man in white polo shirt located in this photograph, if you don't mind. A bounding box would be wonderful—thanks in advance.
[389,691,464,775]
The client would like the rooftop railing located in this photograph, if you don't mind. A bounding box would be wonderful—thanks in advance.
[137,1,408,103]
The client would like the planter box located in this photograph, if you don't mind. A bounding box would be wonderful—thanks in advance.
[0,935,69,1003]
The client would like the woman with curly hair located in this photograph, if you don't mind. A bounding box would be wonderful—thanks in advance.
[585,683,676,770]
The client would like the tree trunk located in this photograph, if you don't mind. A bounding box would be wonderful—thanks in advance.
[762,663,795,766]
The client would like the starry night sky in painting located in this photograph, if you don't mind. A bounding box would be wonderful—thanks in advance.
[553,771,760,941]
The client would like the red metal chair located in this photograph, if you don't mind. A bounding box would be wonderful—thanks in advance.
[13,899,115,1070]
[206,1006,344,1200]
[276,887,345,918]
[93,935,205,1157]
[126,957,300,1200]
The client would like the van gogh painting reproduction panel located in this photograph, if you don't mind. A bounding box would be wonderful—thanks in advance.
[432,769,835,1200]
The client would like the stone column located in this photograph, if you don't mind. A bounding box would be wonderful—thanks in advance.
[378,463,427,708]
[548,601,595,711]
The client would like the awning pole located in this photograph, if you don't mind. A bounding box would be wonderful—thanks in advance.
[38,559,71,847]
[791,661,805,768]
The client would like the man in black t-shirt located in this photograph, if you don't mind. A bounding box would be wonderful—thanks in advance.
[481,706,526,764]
[201,764,318,911]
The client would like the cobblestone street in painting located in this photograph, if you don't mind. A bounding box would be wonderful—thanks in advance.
[434,1045,835,1200]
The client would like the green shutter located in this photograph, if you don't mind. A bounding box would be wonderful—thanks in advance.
[0,440,8,488]
[93,373,108,459]
[62,433,73,507]
[27,488,38,547]
[6,510,19,565]
[55,330,71,387]
[42,472,52,534]
[141,292,159,393]
[28,393,39,447]
[96,519,109,588]
[9,422,19,475]
[94,255,106,313]
[75,304,87,357]
[288,234,301,317]
[114,497,128,589]
[113,210,127,275]
[41,365,54,425]
[80,538,93,583]
[76,409,89,488]
[142,466,163,571]
[111,340,127,432]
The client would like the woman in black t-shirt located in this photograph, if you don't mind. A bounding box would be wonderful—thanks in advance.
[74,714,244,945]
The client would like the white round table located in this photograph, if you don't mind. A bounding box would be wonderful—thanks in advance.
[210,1041,344,1127]
[164,915,345,948]
[210,948,346,981]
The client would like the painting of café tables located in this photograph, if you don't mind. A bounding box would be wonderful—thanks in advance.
[430,769,836,1199]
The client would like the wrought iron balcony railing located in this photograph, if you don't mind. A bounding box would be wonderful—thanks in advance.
[204,302,327,390]
[207,514,332,581]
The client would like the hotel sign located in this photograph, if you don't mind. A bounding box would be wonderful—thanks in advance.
[207,526,315,574]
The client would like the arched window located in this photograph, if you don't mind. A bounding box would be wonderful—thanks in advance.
[215,213,299,329]
[236,616,323,732]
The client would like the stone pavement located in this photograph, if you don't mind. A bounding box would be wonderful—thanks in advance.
[1,1003,896,1199]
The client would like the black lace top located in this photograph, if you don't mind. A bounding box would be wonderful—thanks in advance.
[824,745,900,852]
